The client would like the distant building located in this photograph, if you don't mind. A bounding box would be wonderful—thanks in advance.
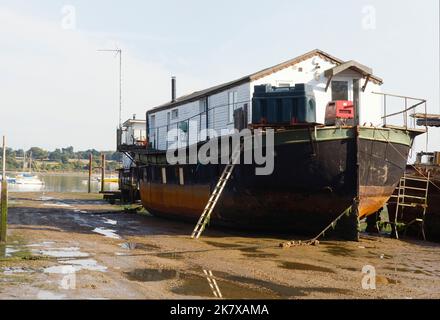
[117,116,146,169]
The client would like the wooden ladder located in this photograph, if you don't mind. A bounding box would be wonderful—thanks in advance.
[191,141,243,239]
[390,172,430,240]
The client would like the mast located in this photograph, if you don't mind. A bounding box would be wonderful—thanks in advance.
[23,151,26,172]
[28,151,32,173]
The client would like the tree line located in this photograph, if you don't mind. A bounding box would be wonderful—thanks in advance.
[0,146,122,172]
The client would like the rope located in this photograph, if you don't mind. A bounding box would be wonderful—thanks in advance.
[279,206,353,248]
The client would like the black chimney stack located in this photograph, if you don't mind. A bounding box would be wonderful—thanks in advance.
[171,76,176,102]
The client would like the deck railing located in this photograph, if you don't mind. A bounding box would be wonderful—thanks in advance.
[372,92,427,130]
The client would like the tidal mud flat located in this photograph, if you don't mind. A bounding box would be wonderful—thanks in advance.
[1,192,440,299]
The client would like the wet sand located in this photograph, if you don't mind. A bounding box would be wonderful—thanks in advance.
[1,192,440,299]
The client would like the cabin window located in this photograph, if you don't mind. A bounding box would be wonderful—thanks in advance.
[161,167,167,184]
[278,83,291,88]
[331,81,349,101]
[171,109,179,120]
[150,115,156,128]
[199,99,207,114]
[179,167,184,185]
[228,91,238,123]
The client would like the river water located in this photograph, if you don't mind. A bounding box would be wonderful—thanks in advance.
[7,173,119,193]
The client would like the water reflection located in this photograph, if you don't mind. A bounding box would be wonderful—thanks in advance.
[203,269,223,298]
[7,173,118,193]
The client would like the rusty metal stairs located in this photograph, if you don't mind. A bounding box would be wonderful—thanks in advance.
[191,141,243,239]
[388,172,430,240]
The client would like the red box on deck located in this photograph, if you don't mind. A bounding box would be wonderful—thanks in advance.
[325,100,354,125]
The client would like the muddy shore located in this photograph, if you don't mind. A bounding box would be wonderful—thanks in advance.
[1,192,439,299]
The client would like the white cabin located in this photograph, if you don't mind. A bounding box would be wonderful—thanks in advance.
[121,118,147,146]
[118,117,147,169]
[146,49,383,150]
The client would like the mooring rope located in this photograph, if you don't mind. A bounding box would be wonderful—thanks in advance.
[279,206,353,248]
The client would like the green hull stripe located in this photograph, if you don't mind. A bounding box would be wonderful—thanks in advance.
[276,126,413,147]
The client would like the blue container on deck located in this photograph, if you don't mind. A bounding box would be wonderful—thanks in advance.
[252,84,316,125]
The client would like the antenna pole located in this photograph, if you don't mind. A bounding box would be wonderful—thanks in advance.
[97,48,123,128]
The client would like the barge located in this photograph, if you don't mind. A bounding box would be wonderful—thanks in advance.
[120,49,426,239]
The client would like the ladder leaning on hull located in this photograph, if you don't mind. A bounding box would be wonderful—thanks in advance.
[191,141,244,239]
[386,172,430,240]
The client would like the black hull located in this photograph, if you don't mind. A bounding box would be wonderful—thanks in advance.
[136,127,417,238]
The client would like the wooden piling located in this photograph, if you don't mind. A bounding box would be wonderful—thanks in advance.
[101,154,106,193]
[88,153,92,194]
[1,136,8,242]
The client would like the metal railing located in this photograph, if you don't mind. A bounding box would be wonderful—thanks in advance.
[148,99,252,151]
[372,92,427,129]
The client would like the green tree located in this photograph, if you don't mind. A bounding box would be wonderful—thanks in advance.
[28,147,48,160]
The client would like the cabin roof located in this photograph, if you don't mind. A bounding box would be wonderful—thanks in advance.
[122,119,146,127]
[324,60,373,78]
[147,49,383,114]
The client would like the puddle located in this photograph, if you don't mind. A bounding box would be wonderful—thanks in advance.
[125,268,178,282]
[1,245,31,258]
[204,241,242,249]
[124,268,351,298]
[115,252,131,256]
[218,271,352,297]
[37,247,89,258]
[172,273,277,299]
[124,268,276,298]
[119,242,158,250]
[59,259,107,272]
[44,265,78,274]
[43,202,71,207]
[3,267,32,275]
[279,261,335,273]
[5,247,19,257]
[39,196,55,201]
[156,252,184,260]
[103,218,117,225]
[26,241,56,248]
[93,227,121,239]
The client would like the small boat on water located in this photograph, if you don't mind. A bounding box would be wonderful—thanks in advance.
[15,173,44,186]
[0,175,16,184]
[97,176,119,183]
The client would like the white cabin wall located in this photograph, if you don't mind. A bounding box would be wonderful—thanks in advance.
[360,82,382,126]
[147,83,249,150]
[207,82,250,134]
[250,56,383,125]
[251,56,337,124]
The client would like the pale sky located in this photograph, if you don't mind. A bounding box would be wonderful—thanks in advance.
[0,0,439,152]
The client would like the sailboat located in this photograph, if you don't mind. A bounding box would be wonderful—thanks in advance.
[15,151,44,186]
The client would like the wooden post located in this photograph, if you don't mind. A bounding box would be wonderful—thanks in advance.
[1,136,8,242]
[88,153,92,193]
[101,154,105,193]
